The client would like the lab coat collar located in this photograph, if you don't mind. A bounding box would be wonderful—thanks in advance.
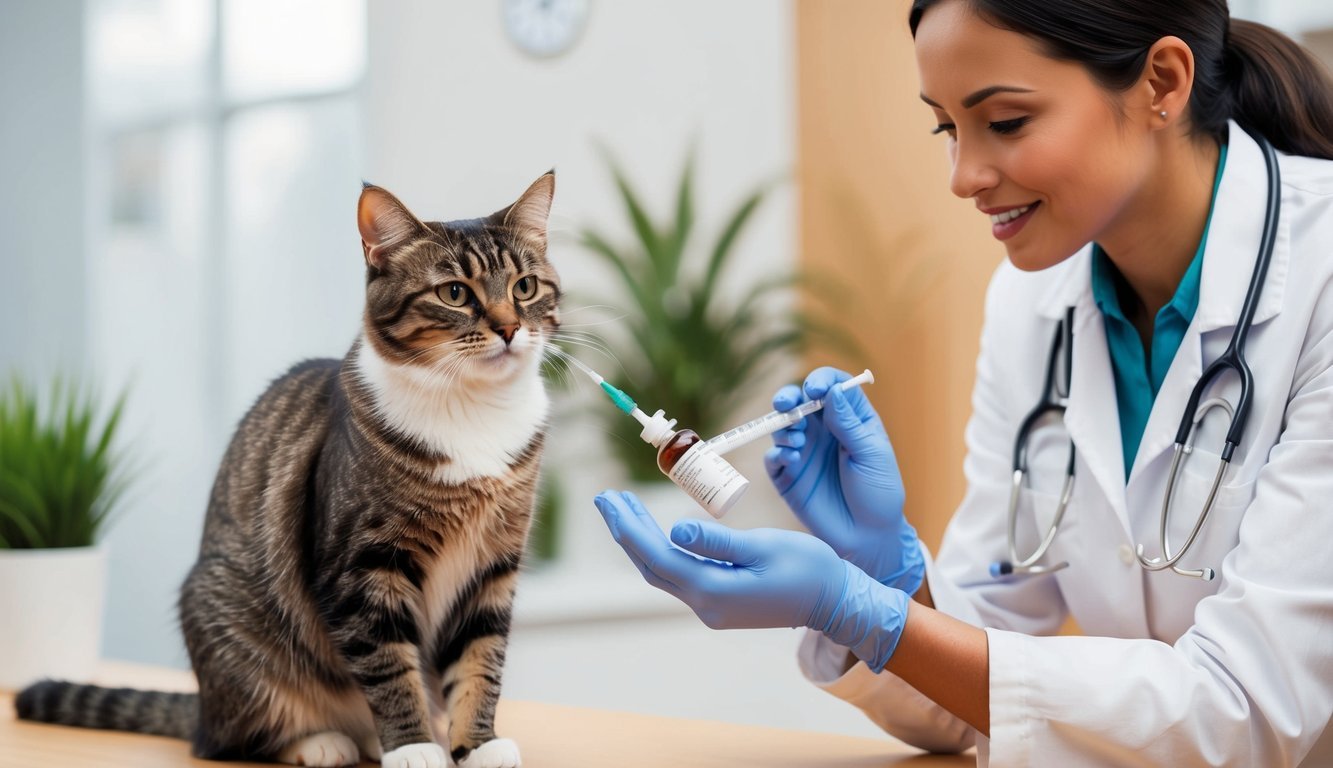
[1031,251,1124,531]
[1035,248,1093,322]
[1195,121,1289,333]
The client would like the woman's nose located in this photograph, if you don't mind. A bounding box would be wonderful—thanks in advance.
[948,139,1000,200]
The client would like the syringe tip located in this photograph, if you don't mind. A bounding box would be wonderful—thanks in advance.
[601,381,637,414]
[566,355,605,385]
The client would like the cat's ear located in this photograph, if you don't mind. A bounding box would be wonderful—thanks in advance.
[497,171,555,247]
[358,183,426,271]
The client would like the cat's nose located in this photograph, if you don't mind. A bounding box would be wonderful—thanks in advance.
[492,322,520,345]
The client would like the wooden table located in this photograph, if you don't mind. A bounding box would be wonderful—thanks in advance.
[0,663,972,767]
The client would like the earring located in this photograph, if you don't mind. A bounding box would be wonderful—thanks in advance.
[1160,110,1168,119]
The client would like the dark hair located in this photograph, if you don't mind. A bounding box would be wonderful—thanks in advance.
[909,0,1333,160]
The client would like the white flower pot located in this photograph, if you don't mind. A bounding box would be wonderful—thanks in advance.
[0,545,107,691]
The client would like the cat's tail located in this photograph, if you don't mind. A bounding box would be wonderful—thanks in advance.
[15,679,198,740]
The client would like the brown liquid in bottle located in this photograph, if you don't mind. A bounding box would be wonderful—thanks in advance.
[656,429,701,474]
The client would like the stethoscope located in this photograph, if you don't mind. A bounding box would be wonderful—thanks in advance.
[992,129,1280,584]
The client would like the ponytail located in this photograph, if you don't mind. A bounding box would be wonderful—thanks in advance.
[909,1,1333,161]
[1226,19,1333,160]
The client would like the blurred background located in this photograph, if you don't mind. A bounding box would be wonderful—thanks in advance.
[3,0,1332,741]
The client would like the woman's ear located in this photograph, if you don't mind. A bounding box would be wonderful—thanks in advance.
[1140,35,1196,128]
[357,184,426,271]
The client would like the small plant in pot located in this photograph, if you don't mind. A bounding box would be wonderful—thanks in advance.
[0,377,128,690]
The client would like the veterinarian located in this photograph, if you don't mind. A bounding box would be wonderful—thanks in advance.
[594,1,1333,764]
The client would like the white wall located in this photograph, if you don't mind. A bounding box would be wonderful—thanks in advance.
[1232,0,1333,32]
[0,0,86,377]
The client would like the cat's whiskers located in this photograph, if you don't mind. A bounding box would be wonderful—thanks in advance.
[406,347,468,417]
[548,329,618,359]
[546,332,628,377]
[430,352,470,406]
[538,343,579,391]
[374,342,467,415]
[553,304,627,327]
[395,335,469,368]
[541,342,623,396]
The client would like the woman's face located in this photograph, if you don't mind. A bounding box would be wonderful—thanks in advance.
[914,0,1155,270]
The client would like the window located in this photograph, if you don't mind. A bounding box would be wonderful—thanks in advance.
[86,0,366,664]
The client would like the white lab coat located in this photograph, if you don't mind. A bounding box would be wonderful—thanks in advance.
[798,123,1333,766]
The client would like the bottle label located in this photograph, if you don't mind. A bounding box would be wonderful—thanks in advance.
[668,442,750,518]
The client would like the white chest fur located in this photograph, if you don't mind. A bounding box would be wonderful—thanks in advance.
[354,339,549,484]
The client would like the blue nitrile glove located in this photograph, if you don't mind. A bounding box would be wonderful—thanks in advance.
[764,367,924,596]
[594,489,911,672]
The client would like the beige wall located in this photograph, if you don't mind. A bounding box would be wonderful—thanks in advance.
[795,0,1007,551]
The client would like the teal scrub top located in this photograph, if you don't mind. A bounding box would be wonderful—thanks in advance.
[1091,144,1229,479]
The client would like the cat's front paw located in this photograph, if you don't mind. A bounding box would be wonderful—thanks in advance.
[457,738,521,768]
[381,742,447,768]
[277,731,359,767]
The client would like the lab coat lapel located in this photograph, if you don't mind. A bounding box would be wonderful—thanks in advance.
[1128,123,1289,483]
[1034,249,1134,539]
[1061,296,1133,540]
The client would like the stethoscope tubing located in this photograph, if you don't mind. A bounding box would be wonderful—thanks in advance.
[1137,130,1280,579]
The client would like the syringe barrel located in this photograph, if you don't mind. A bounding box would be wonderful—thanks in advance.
[706,369,874,455]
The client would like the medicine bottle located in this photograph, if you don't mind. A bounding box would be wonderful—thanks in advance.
[635,409,749,518]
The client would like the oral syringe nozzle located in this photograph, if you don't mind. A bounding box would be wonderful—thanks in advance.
[569,357,676,441]
[567,356,636,413]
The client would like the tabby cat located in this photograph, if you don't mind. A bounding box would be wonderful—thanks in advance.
[17,173,562,768]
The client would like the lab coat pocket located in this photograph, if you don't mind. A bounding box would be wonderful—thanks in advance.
[1015,424,1077,558]
[1016,486,1074,563]
[1160,445,1257,577]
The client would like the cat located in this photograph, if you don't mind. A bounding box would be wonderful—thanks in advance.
[16,172,562,768]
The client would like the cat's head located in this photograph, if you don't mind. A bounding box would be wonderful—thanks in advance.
[356,173,561,384]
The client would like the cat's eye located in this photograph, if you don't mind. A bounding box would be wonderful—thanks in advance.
[437,282,471,307]
[513,276,537,301]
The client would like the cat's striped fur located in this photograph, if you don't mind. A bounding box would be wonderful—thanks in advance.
[17,174,561,768]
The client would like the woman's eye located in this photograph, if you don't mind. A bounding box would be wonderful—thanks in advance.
[437,282,471,307]
[513,275,537,300]
[931,123,957,139]
[989,117,1030,135]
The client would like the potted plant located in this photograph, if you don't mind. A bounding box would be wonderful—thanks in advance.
[577,149,852,484]
[0,377,128,690]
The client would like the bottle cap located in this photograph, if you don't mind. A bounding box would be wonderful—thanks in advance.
[637,409,677,447]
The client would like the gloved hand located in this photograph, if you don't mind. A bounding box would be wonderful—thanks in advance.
[765,367,925,596]
[594,489,910,672]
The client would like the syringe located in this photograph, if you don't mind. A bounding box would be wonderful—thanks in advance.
[705,369,875,456]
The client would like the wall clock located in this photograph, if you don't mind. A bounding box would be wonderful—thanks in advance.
[502,0,590,59]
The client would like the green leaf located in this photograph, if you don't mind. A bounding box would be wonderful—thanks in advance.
[0,375,132,549]
[0,496,46,549]
[578,230,662,324]
[598,145,665,267]
[700,179,781,307]
[663,145,696,284]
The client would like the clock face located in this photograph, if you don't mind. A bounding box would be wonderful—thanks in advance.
[502,0,590,59]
